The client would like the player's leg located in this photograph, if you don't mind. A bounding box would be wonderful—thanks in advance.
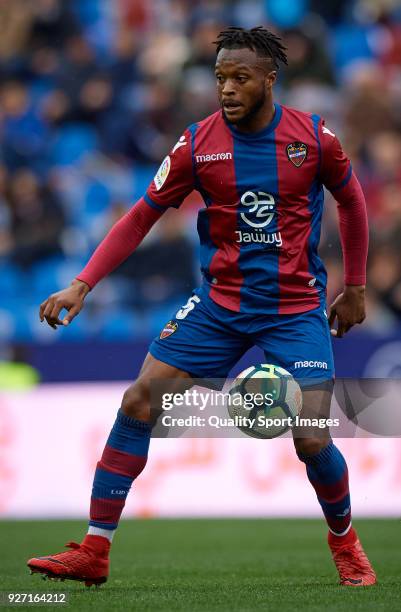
[27,355,192,586]
[27,291,250,586]
[293,387,376,586]
[253,304,376,586]
[85,354,192,542]
[292,385,353,537]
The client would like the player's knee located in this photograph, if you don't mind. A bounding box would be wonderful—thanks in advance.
[294,437,329,458]
[121,380,150,421]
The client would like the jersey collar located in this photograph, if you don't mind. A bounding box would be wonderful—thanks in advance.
[224,103,282,140]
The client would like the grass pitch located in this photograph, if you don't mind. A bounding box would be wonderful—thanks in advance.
[0,519,399,611]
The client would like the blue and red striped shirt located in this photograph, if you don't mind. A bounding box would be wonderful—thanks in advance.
[144,104,358,314]
[78,103,368,313]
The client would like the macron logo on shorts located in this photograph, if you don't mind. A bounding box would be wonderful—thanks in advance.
[294,360,328,370]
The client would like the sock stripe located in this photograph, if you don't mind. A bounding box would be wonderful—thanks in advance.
[93,466,132,490]
[107,411,151,456]
[90,497,126,522]
[89,520,119,530]
[328,522,352,537]
[116,409,152,431]
[107,430,150,456]
[92,486,130,500]
[309,470,349,503]
[88,526,115,542]
[318,495,351,516]
[100,445,147,479]
[326,515,352,533]
[298,441,346,484]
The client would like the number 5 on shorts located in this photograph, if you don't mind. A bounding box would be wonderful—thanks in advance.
[176,295,200,320]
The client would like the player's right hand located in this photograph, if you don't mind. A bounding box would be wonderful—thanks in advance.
[39,280,90,329]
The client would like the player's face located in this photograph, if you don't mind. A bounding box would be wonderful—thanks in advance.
[215,48,276,125]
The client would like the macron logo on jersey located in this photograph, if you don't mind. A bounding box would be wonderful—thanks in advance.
[294,360,328,370]
[196,152,232,163]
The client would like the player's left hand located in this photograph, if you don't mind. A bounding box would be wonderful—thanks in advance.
[328,285,366,338]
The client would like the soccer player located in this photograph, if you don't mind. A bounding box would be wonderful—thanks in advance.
[28,27,375,587]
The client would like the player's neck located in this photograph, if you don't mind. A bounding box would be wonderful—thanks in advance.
[231,102,276,134]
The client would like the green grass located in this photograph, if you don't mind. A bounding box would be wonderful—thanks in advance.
[0,519,399,611]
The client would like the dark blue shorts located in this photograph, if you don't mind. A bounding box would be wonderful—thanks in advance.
[149,288,334,384]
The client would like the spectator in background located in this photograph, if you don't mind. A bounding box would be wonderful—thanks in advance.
[368,242,401,319]
[24,0,79,91]
[119,0,151,32]
[0,80,49,172]
[123,78,181,163]
[309,0,349,24]
[6,168,65,268]
[0,165,12,257]
[109,27,141,100]
[55,35,98,113]
[0,0,34,67]
[343,64,400,155]
[363,131,401,227]
[185,20,225,70]
[27,0,79,51]
[281,27,335,87]
[70,73,116,131]
[179,20,223,124]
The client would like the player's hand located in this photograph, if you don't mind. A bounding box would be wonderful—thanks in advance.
[328,285,366,338]
[39,280,90,329]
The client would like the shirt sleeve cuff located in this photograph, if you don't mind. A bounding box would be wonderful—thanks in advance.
[344,275,366,286]
[75,274,94,289]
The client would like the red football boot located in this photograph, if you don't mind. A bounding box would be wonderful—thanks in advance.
[328,527,377,586]
[27,535,110,588]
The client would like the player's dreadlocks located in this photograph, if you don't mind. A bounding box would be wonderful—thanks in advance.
[214,26,288,69]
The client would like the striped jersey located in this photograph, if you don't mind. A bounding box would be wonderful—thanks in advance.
[144,103,353,314]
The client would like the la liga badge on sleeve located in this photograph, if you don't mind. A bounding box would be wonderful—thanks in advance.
[153,155,171,191]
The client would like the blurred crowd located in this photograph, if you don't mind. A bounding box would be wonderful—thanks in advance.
[0,0,401,343]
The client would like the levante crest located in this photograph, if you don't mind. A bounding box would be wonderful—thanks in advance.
[286,142,308,167]
[160,320,178,339]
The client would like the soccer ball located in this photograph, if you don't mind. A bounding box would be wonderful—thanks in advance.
[227,364,302,439]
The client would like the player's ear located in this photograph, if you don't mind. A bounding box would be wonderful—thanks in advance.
[266,70,277,88]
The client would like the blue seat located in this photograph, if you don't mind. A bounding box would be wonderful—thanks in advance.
[73,0,102,25]
[264,0,307,28]
[30,257,66,297]
[132,164,156,201]
[0,308,16,340]
[56,258,88,288]
[50,124,98,166]
[0,262,25,299]
[332,25,374,72]
[98,308,140,340]
[12,303,34,341]
[84,180,111,215]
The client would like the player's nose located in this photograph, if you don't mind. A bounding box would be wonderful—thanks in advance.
[221,79,236,95]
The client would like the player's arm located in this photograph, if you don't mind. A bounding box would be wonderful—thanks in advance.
[39,199,162,328]
[319,123,369,338]
[40,130,195,329]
